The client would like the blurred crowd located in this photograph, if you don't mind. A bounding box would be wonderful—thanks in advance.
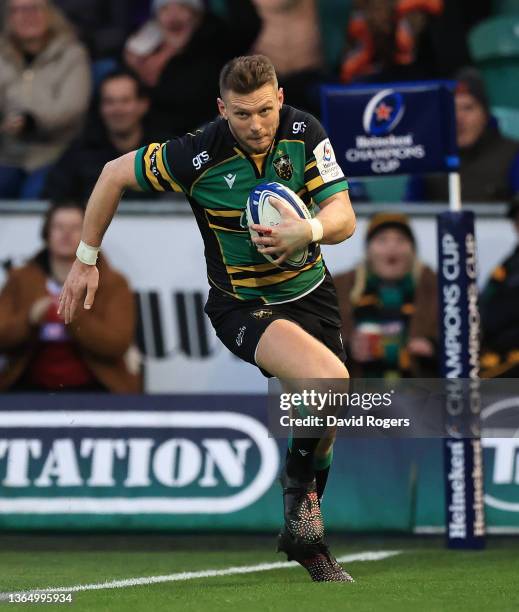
[1,0,515,204]
[1,0,519,391]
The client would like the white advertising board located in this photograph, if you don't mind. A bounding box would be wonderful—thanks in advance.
[0,208,516,392]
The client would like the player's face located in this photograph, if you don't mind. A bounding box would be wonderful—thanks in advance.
[218,83,284,155]
[367,228,415,281]
[456,93,487,149]
[100,77,149,137]
[47,208,84,261]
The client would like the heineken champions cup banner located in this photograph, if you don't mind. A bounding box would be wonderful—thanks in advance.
[320,81,459,177]
[437,212,485,549]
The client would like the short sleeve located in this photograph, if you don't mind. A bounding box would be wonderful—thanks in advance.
[134,142,185,193]
[303,115,349,204]
[135,131,206,194]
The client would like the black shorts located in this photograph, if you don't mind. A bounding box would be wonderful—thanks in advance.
[204,272,346,377]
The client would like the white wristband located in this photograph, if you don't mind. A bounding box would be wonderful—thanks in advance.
[76,240,100,265]
[307,218,324,243]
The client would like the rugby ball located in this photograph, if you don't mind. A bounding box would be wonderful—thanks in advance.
[246,182,312,269]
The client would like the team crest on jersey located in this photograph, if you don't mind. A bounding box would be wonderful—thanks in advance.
[251,309,273,320]
[273,154,293,180]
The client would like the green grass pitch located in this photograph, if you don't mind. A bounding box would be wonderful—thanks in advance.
[0,535,518,612]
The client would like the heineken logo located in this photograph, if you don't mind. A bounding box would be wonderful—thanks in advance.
[0,411,279,514]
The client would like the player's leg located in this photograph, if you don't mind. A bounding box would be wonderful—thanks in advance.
[257,318,343,502]
[256,318,343,486]
[287,430,336,502]
[256,319,353,582]
[314,427,336,501]
[255,318,348,379]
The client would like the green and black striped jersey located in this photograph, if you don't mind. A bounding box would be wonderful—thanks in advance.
[134,105,349,303]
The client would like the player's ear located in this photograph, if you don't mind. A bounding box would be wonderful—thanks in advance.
[217,97,227,119]
[277,87,284,109]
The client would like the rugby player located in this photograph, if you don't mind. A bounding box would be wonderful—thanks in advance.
[58,55,356,582]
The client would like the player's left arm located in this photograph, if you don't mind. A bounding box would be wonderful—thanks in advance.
[314,188,356,244]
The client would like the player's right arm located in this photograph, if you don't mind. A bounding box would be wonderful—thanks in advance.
[58,151,140,324]
[81,151,140,247]
[59,134,202,323]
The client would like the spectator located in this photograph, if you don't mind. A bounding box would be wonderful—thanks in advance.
[125,0,261,139]
[408,68,519,202]
[334,213,438,378]
[44,69,151,204]
[480,196,519,377]
[340,0,445,84]
[251,0,325,115]
[0,201,142,392]
[0,0,92,199]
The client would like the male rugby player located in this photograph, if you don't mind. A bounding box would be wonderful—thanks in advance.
[59,55,356,582]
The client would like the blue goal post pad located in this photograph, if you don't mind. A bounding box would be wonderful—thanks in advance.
[320,80,459,178]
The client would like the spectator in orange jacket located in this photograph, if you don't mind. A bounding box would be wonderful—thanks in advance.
[340,0,445,83]
[0,201,142,392]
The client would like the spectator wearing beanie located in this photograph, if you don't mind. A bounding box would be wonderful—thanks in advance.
[408,67,519,202]
[334,213,438,378]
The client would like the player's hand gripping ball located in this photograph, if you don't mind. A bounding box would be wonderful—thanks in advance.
[246,182,312,269]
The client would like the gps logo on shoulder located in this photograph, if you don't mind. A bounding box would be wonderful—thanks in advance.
[193,151,210,170]
[292,122,307,134]
[363,89,405,136]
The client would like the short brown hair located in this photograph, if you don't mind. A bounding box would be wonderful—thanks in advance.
[219,55,278,96]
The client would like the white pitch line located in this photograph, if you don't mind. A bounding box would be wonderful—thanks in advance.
[0,550,400,599]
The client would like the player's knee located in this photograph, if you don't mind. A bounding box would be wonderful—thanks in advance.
[323,358,349,379]
[309,353,349,379]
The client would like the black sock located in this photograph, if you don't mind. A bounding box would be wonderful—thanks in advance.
[314,447,334,500]
[315,465,331,500]
[285,438,320,482]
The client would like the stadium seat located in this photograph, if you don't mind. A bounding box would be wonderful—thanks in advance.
[493,0,519,15]
[92,58,119,90]
[492,106,519,140]
[208,0,227,18]
[317,0,352,73]
[363,175,408,203]
[469,16,519,108]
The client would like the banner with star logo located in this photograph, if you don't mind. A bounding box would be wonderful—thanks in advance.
[321,81,459,177]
